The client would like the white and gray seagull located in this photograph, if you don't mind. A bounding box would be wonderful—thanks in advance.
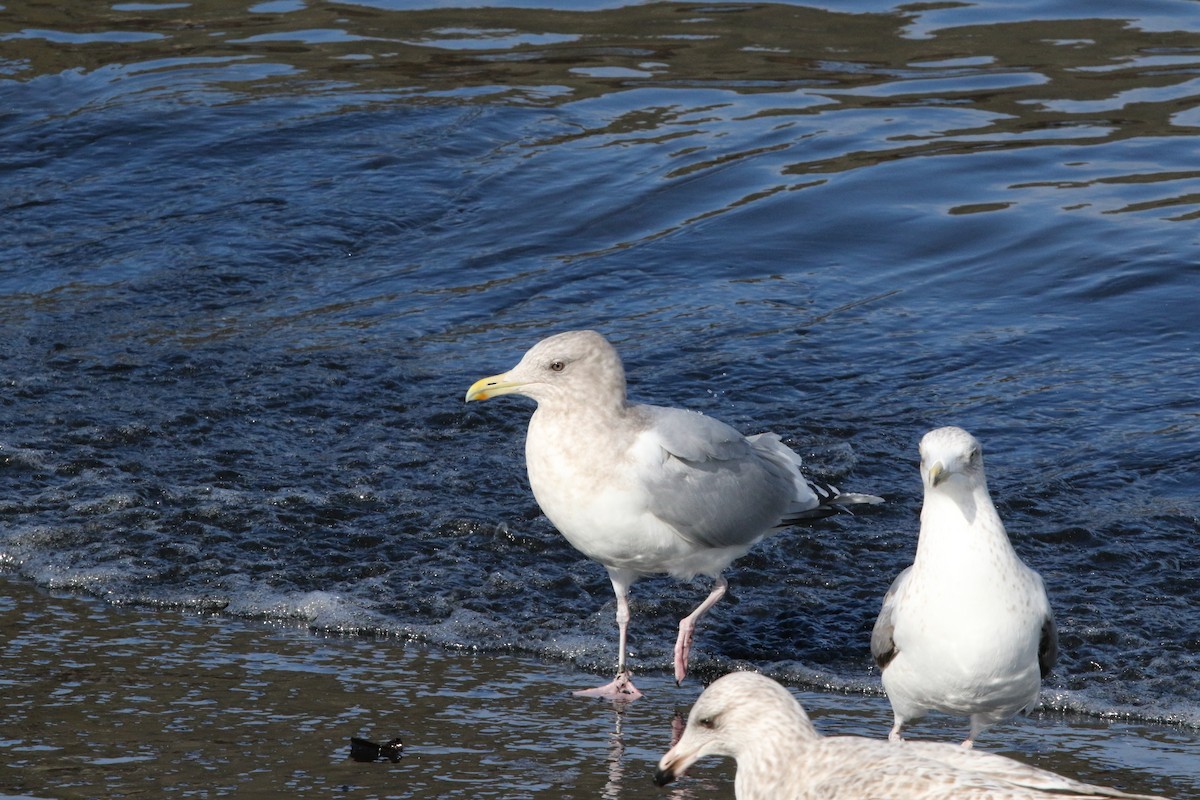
[655,671,1165,800]
[871,426,1058,746]
[465,330,881,700]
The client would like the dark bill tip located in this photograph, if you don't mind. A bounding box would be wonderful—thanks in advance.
[652,767,677,787]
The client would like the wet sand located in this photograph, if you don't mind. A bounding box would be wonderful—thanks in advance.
[0,576,1193,800]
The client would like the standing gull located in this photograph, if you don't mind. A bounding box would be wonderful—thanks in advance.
[871,426,1057,746]
[655,671,1165,800]
[465,330,881,700]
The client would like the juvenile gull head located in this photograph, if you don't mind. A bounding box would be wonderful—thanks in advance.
[655,671,818,797]
[466,330,881,700]
[465,329,627,411]
[655,671,1165,800]
[871,426,1058,746]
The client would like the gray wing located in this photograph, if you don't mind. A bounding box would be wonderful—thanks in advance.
[871,566,911,670]
[631,404,799,550]
[634,404,755,462]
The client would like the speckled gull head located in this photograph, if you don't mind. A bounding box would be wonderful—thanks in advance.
[464,330,627,409]
[655,671,817,787]
[919,425,989,521]
[920,426,986,490]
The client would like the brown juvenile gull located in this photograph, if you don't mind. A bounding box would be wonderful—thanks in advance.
[464,330,881,701]
[655,671,1166,800]
[871,426,1058,746]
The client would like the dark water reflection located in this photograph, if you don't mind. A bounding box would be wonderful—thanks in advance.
[7,1,1200,131]
[8,1,1200,290]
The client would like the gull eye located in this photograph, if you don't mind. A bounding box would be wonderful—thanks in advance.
[697,716,716,729]
[549,360,565,372]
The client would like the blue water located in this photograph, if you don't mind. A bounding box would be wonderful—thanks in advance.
[1,0,1197,736]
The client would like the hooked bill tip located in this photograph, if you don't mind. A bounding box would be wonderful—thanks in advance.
[465,375,502,402]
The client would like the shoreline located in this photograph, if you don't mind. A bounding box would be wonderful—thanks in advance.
[0,576,1194,799]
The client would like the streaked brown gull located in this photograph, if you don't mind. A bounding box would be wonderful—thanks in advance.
[464,330,881,700]
[655,671,1165,800]
[871,426,1058,746]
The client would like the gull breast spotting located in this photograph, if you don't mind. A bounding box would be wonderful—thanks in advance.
[871,426,1058,746]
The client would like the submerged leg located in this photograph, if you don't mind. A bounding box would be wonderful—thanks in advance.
[673,575,728,685]
[575,570,642,701]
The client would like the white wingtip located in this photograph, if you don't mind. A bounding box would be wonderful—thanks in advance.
[831,492,885,506]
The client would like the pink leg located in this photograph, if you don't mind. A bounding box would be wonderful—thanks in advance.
[575,571,643,701]
[962,714,985,748]
[673,575,728,685]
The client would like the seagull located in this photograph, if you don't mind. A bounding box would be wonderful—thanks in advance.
[871,426,1058,746]
[465,330,881,700]
[655,671,1165,800]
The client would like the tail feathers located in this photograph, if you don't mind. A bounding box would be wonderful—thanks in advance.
[830,491,885,507]
[809,477,884,509]
[781,480,884,524]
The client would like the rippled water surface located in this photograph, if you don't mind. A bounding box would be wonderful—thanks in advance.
[1,0,1198,770]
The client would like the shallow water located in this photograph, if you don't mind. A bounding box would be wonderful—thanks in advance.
[1,0,1198,770]
[0,578,1191,799]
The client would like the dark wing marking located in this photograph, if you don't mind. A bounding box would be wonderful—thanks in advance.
[1038,613,1058,678]
[870,566,911,670]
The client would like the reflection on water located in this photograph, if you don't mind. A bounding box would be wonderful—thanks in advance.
[6,1,1200,138]
[599,700,727,800]
[600,707,627,800]
[5,0,1200,256]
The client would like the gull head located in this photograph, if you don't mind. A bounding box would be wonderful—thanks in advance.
[465,330,627,409]
[654,671,817,787]
[920,426,985,491]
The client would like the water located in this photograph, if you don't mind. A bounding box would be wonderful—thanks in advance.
[0,577,1185,799]
[1,0,1198,790]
